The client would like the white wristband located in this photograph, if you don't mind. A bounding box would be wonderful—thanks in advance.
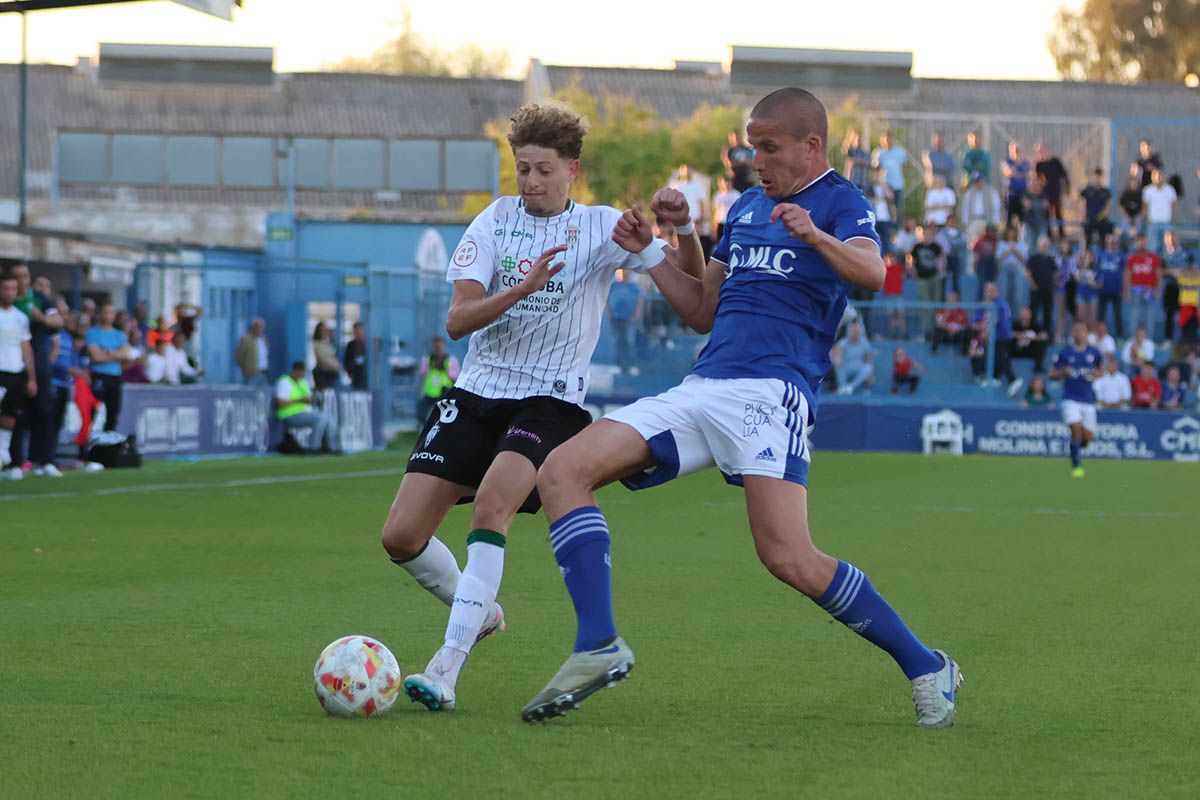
[674,220,695,236]
[636,238,668,270]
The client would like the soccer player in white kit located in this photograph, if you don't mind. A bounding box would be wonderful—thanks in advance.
[380,104,698,711]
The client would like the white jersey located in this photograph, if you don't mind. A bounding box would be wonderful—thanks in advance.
[0,306,31,373]
[446,196,644,404]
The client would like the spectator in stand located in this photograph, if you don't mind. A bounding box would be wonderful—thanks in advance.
[711,176,741,242]
[972,224,1000,300]
[1025,236,1058,335]
[978,282,1022,395]
[968,331,987,383]
[1055,238,1080,342]
[1080,168,1113,247]
[721,129,754,192]
[235,318,269,385]
[1089,320,1117,359]
[1142,170,1177,254]
[907,225,944,337]
[145,338,168,384]
[1133,139,1164,190]
[834,322,875,395]
[936,214,968,297]
[172,335,200,384]
[1166,339,1197,386]
[1023,175,1050,251]
[343,321,368,390]
[146,316,173,349]
[85,302,128,433]
[890,347,923,394]
[1161,231,1188,341]
[996,226,1029,316]
[1022,375,1054,409]
[960,130,990,191]
[607,269,644,376]
[1125,234,1162,335]
[1033,141,1069,241]
[1096,234,1127,338]
[869,169,895,255]
[842,129,872,195]
[1118,176,1145,239]
[881,251,907,339]
[960,172,1001,246]
[1002,141,1032,228]
[671,163,712,258]
[132,301,150,341]
[1094,357,1132,409]
[170,303,202,363]
[922,131,956,189]
[1012,306,1050,373]
[923,173,956,226]
[872,130,908,222]
[0,272,37,479]
[1131,364,1162,409]
[121,324,149,384]
[1173,252,1200,341]
[416,336,459,424]
[275,360,339,454]
[1120,326,1156,375]
[893,218,918,257]
[311,321,340,390]
[1160,367,1186,410]
[932,290,969,354]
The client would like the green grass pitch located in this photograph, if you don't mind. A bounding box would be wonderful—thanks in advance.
[2,447,1197,799]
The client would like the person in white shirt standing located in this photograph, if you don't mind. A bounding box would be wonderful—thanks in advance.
[0,272,37,480]
[1142,169,1177,255]
[711,175,741,243]
[385,103,696,713]
[923,173,957,226]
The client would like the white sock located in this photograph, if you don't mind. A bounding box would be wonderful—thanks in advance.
[443,533,506,654]
[391,537,461,607]
[0,427,12,466]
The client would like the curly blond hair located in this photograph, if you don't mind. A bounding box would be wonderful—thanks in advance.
[507,103,586,160]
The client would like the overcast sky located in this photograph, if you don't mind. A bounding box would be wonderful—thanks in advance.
[0,0,1086,81]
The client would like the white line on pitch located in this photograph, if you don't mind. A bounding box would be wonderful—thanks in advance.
[0,468,402,503]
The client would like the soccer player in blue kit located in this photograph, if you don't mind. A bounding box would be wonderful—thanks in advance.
[521,88,963,728]
[1049,321,1103,478]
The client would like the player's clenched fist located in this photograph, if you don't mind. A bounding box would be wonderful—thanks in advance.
[612,206,653,253]
[769,203,823,245]
[650,188,691,228]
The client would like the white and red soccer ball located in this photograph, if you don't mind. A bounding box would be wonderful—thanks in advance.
[313,635,402,718]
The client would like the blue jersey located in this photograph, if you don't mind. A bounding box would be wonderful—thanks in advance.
[695,170,880,416]
[1054,345,1103,403]
[1095,249,1125,295]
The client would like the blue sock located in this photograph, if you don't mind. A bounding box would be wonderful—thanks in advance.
[815,561,942,680]
[1070,440,1081,468]
[549,506,616,652]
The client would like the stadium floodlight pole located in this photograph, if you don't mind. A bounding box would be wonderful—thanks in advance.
[17,10,26,225]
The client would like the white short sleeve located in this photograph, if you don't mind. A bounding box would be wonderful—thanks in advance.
[274,377,293,403]
[446,201,500,286]
[593,206,648,273]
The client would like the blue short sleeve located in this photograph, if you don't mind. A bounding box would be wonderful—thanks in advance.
[831,191,881,247]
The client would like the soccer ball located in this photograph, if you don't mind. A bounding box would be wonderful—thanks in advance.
[313,635,403,718]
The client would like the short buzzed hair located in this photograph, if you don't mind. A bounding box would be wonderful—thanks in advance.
[507,103,586,160]
[750,88,829,145]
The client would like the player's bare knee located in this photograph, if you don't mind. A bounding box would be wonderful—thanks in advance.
[757,542,827,597]
[537,447,585,501]
[380,516,426,559]
[468,491,515,534]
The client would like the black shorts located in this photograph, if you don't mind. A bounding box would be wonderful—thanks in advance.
[406,387,592,510]
[0,370,28,418]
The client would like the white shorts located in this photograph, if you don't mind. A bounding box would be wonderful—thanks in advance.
[1061,399,1097,432]
[606,375,813,489]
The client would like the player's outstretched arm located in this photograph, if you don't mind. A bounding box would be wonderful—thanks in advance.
[651,188,705,279]
[770,203,885,291]
[445,245,566,340]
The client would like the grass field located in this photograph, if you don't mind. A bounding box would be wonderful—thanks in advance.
[2,447,1197,799]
